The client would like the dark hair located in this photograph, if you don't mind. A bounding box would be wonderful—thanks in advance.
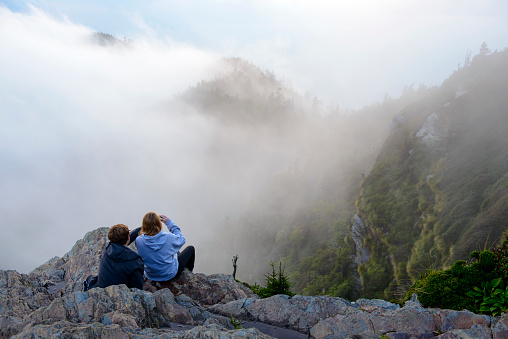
[108,224,129,244]
[140,212,162,236]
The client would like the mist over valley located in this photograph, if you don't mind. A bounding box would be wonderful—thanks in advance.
[1,2,507,301]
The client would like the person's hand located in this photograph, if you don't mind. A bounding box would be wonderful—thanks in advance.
[159,214,169,223]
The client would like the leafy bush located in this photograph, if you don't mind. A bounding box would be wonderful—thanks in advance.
[493,236,508,279]
[403,250,497,312]
[467,278,508,316]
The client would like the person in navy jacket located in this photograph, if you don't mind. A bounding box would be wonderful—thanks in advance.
[84,224,144,291]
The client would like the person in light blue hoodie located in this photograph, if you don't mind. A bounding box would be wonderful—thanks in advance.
[135,211,195,282]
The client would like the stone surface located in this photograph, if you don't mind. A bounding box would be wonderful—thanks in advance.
[493,313,508,333]
[60,227,109,282]
[209,294,356,333]
[416,112,445,144]
[436,323,491,338]
[27,227,109,286]
[162,270,258,305]
[354,298,400,314]
[494,329,508,339]
[2,227,508,339]
[385,333,410,339]
[27,284,193,329]
[351,214,370,266]
[0,270,53,319]
[11,321,274,338]
[309,304,493,339]
[439,309,490,332]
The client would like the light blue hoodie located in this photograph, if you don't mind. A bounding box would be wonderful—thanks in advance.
[135,219,186,281]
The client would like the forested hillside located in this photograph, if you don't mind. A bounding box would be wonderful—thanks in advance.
[174,57,434,298]
[355,48,508,299]
[167,49,508,300]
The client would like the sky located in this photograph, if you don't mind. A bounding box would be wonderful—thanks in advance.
[2,0,507,107]
[0,0,507,274]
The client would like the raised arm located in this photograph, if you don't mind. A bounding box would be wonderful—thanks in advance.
[128,227,141,245]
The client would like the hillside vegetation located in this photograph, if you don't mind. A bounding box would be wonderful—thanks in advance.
[356,48,508,299]
[174,48,507,300]
[175,58,435,297]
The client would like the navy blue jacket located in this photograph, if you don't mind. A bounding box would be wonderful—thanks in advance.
[93,227,144,290]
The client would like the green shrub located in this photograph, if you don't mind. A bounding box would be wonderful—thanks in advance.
[493,236,508,279]
[250,261,294,298]
[403,250,498,312]
[467,278,508,316]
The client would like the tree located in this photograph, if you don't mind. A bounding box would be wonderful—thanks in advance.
[480,42,491,55]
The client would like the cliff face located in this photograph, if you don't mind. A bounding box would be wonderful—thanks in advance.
[2,228,508,338]
[355,49,508,299]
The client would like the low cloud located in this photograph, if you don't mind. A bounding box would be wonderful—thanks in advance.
[0,6,224,272]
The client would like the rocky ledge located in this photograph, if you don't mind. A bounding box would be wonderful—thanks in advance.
[2,228,508,338]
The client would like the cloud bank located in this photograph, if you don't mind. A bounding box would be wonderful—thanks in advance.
[1,1,507,273]
[0,6,223,272]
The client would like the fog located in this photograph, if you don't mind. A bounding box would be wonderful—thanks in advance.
[0,6,340,274]
[0,7,227,272]
[1,2,507,275]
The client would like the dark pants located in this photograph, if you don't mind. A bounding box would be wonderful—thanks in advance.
[176,246,195,278]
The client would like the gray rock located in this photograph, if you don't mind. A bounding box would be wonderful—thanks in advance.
[494,329,508,339]
[384,333,409,339]
[209,294,356,333]
[310,311,372,338]
[27,227,109,286]
[11,321,275,338]
[493,313,508,333]
[27,284,188,329]
[416,112,445,145]
[310,304,493,339]
[0,315,26,338]
[439,309,490,332]
[2,227,507,339]
[163,270,258,305]
[181,323,274,338]
[351,214,370,266]
[0,270,53,318]
[436,323,491,339]
[60,227,109,282]
[355,298,400,314]
[29,256,65,284]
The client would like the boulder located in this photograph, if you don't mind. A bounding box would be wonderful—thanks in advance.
[209,294,356,333]
[60,227,109,282]
[439,309,490,332]
[161,270,258,305]
[11,321,274,338]
[27,227,109,286]
[27,284,194,329]
[436,324,492,339]
[310,302,492,339]
[354,298,400,314]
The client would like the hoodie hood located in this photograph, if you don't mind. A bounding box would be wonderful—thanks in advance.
[105,242,141,263]
[140,231,167,251]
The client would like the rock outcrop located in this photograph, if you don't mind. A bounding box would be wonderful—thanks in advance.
[351,213,370,266]
[1,227,508,338]
[416,112,446,145]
